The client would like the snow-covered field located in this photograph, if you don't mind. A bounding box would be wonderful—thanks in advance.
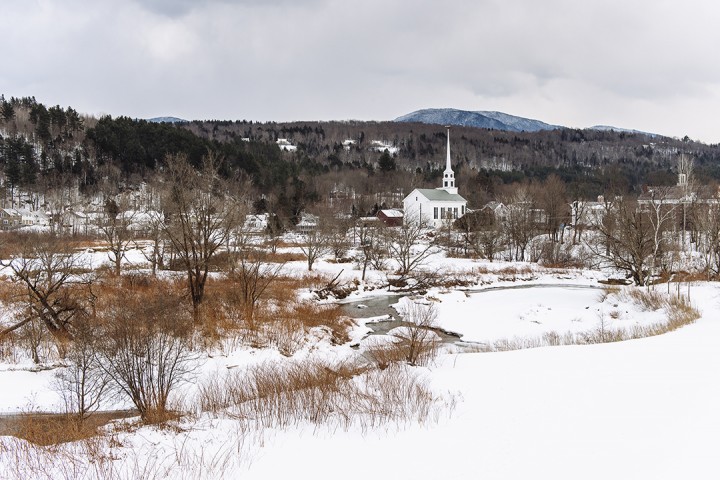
[1,245,718,479]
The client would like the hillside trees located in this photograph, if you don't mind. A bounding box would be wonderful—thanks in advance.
[87,116,209,174]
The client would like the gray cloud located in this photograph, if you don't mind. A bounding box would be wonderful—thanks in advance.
[3,0,720,141]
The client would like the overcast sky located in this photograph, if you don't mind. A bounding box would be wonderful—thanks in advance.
[3,0,720,142]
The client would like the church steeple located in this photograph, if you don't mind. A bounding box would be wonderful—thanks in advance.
[440,126,458,194]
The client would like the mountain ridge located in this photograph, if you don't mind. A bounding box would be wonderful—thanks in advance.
[395,108,560,133]
[395,108,660,138]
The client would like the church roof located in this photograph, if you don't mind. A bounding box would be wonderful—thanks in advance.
[407,188,467,203]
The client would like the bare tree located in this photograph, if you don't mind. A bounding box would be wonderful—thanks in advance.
[502,185,537,261]
[354,219,387,280]
[232,249,285,327]
[643,187,677,276]
[383,213,436,279]
[570,199,588,245]
[0,235,91,350]
[296,215,332,271]
[694,201,720,277]
[162,153,242,320]
[536,174,568,243]
[589,197,655,286]
[325,215,353,262]
[53,317,110,424]
[99,197,136,276]
[135,210,166,276]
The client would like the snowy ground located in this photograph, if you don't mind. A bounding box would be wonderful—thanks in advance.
[1,244,719,479]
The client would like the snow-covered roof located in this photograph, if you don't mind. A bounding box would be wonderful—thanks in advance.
[406,188,467,203]
[379,209,403,218]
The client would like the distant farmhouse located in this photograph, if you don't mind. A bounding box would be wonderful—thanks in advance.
[403,127,467,228]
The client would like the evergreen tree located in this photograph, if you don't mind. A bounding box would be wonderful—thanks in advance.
[378,150,396,172]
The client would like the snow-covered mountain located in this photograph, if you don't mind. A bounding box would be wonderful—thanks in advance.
[147,116,187,123]
[589,125,657,137]
[395,108,560,132]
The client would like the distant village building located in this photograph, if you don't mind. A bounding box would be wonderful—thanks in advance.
[377,209,403,227]
[243,213,269,234]
[62,210,89,235]
[0,208,21,229]
[276,138,298,152]
[403,127,467,228]
[296,213,319,234]
[1,208,51,230]
[480,201,509,224]
[570,196,609,229]
[342,139,356,151]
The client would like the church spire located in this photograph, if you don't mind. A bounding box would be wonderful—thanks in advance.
[440,126,458,194]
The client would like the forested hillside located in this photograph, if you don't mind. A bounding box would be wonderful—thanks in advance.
[2,94,720,217]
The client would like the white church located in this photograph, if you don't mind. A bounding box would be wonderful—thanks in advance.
[403,126,468,228]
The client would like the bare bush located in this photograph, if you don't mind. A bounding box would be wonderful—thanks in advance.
[393,302,441,366]
[96,286,197,423]
[53,318,110,424]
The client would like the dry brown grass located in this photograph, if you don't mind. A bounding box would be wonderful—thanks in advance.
[201,273,355,354]
[619,288,667,311]
[2,412,129,446]
[198,359,452,431]
[363,338,409,369]
[261,251,305,263]
[472,264,535,277]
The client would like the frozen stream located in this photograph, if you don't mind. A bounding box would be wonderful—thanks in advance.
[341,284,607,345]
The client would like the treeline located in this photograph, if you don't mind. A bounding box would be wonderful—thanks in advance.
[3,94,720,215]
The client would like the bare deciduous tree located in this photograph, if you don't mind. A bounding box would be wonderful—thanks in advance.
[232,249,285,327]
[296,216,331,271]
[1,235,91,352]
[99,198,136,276]
[354,220,387,280]
[589,197,655,286]
[162,153,242,320]
[536,174,568,243]
[501,185,537,261]
[383,214,436,279]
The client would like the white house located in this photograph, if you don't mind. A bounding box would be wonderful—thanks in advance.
[403,127,467,228]
[1,208,51,229]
